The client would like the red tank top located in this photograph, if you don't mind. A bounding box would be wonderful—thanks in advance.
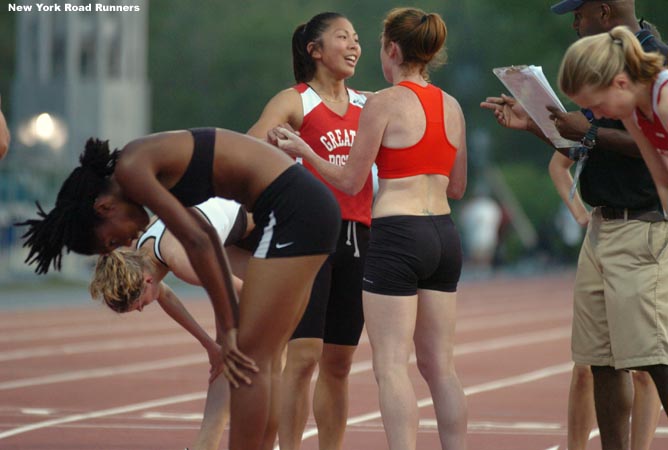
[375,81,457,179]
[635,70,668,155]
[294,83,372,227]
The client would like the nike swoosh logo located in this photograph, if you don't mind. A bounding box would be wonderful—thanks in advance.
[275,242,294,249]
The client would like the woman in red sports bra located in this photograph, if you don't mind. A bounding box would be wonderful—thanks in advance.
[559,25,668,214]
[276,7,468,450]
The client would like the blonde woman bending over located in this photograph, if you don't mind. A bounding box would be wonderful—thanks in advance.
[90,197,254,450]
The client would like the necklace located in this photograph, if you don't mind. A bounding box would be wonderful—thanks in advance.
[307,84,348,103]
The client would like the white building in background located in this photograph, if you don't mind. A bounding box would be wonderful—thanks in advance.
[1,1,150,281]
[11,0,150,167]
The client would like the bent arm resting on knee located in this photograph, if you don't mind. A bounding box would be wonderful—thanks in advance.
[157,282,221,367]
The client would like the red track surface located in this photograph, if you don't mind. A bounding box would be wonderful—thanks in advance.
[1,272,666,449]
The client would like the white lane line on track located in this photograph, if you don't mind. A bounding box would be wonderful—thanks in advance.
[1,326,570,391]
[0,326,573,440]
[0,392,206,439]
[422,419,562,431]
[456,309,571,332]
[0,303,569,374]
[292,362,574,448]
[0,306,566,357]
[142,412,203,421]
[0,320,211,343]
[0,333,192,362]
[345,326,570,378]
[0,307,564,344]
[11,419,668,438]
[0,363,573,442]
[20,408,55,416]
[542,429,600,450]
[0,354,205,390]
[545,430,599,450]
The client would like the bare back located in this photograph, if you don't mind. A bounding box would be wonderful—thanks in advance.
[373,84,467,218]
[118,129,295,211]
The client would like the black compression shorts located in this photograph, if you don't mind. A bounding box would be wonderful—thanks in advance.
[363,214,462,296]
[291,221,369,345]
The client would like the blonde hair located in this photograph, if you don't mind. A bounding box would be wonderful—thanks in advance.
[559,25,665,96]
[89,249,149,313]
[382,7,447,80]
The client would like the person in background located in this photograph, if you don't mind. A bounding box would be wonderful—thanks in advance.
[0,94,10,160]
[274,7,467,449]
[481,1,666,449]
[459,185,502,275]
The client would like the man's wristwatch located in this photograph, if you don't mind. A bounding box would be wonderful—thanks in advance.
[581,123,599,150]
[569,124,598,161]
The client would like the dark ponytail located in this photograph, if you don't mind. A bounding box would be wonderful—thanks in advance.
[292,12,346,83]
[16,138,119,274]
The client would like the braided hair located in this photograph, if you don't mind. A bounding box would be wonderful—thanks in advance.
[16,138,120,274]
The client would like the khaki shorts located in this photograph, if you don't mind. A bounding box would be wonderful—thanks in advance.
[572,209,668,369]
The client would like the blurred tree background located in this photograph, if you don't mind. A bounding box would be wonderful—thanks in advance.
[0,0,666,268]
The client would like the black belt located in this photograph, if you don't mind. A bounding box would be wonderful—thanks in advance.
[598,206,665,222]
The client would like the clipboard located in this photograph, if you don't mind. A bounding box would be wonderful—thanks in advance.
[493,65,578,149]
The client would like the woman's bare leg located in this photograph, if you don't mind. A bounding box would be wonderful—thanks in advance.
[631,370,661,450]
[568,364,596,450]
[279,338,323,450]
[229,255,326,450]
[413,290,467,450]
[364,291,419,450]
[313,343,357,450]
[260,350,284,450]
[191,374,230,450]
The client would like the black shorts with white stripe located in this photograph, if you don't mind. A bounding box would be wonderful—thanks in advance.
[249,164,340,259]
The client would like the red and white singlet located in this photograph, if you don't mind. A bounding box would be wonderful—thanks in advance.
[635,70,668,155]
[294,82,373,227]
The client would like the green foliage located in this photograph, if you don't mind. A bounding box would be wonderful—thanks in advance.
[147,0,452,131]
[493,162,564,263]
[500,162,561,225]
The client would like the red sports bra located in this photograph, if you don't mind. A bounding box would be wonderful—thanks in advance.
[375,81,457,179]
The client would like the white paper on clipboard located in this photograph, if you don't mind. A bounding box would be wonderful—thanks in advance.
[493,65,578,149]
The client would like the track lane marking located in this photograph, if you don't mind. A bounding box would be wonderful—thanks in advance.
[0,392,206,439]
[1,326,570,391]
[0,355,205,390]
[0,333,192,362]
[0,326,573,439]
[291,363,574,448]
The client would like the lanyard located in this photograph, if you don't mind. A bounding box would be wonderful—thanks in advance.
[568,123,598,201]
